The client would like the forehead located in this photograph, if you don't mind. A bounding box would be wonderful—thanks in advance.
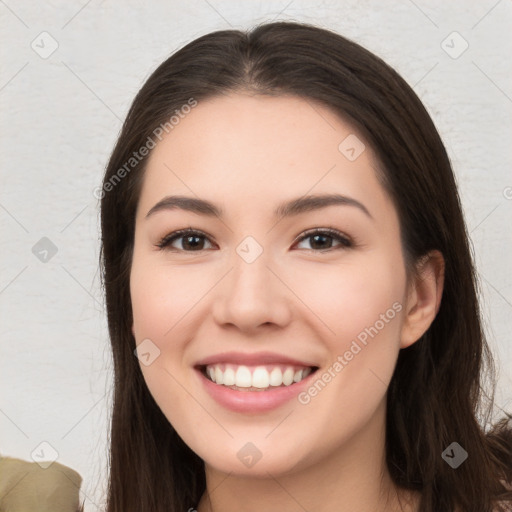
[138,93,394,223]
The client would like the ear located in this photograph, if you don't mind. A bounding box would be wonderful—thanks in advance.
[400,250,445,349]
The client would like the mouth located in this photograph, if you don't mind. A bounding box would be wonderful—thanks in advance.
[195,363,320,392]
[194,360,321,413]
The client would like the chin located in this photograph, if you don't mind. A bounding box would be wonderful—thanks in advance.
[195,438,310,477]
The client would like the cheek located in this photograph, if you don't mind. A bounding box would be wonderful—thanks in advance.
[130,260,196,418]
[288,257,404,341]
[130,255,212,402]
[290,264,404,442]
[130,259,203,340]
[288,257,405,400]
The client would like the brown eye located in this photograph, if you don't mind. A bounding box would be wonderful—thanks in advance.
[157,229,214,251]
[156,227,353,253]
[294,228,352,251]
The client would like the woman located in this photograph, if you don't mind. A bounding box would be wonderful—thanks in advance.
[96,21,512,512]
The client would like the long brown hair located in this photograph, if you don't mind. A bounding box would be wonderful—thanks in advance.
[96,21,512,512]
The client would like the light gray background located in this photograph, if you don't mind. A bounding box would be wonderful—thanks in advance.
[1,1,511,510]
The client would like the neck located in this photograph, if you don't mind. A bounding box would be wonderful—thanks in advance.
[195,399,420,512]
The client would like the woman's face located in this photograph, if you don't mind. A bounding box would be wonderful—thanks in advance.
[130,93,412,476]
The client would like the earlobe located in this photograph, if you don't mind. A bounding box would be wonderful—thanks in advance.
[400,250,445,349]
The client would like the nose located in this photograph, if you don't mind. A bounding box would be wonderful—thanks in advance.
[212,247,292,333]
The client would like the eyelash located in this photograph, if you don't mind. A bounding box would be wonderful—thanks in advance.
[156,227,354,253]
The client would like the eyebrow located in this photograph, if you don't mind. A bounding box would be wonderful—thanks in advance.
[145,193,373,221]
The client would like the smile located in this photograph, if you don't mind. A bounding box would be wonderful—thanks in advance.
[201,363,316,391]
[195,363,319,413]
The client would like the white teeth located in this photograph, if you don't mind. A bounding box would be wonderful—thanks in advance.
[252,366,269,388]
[269,367,283,386]
[235,366,252,387]
[282,367,294,386]
[204,364,314,389]
[215,366,224,385]
[223,366,236,386]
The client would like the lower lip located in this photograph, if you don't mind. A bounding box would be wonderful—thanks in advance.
[195,368,317,413]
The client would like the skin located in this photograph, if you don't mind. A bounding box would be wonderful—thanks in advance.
[130,93,445,512]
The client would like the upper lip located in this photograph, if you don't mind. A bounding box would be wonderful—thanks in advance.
[194,351,318,368]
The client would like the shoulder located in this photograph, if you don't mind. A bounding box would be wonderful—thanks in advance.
[0,455,82,510]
